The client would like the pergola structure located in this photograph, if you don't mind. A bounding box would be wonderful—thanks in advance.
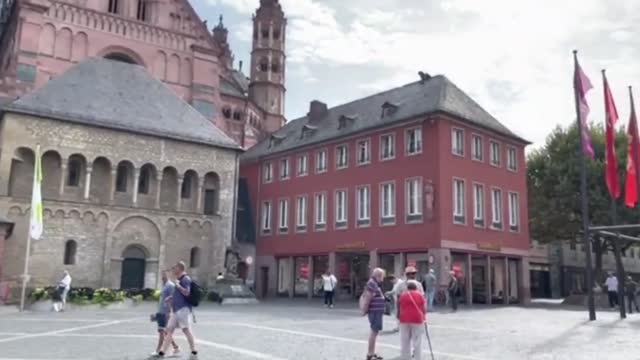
[587,224,640,319]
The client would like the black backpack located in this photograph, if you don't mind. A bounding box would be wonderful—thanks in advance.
[185,278,205,307]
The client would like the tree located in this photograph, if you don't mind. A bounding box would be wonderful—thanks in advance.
[528,122,636,281]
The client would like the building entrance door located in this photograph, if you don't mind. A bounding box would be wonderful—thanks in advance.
[120,245,146,289]
[336,252,370,299]
[260,267,269,298]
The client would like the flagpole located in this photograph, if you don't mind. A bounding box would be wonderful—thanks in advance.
[18,234,32,312]
[630,86,640,209]
[574,50,596,321]
[19,144,42,312]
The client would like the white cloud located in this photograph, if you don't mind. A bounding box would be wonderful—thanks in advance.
[201,0,640,147]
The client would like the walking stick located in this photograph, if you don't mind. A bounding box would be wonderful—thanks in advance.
[424,322,435,360]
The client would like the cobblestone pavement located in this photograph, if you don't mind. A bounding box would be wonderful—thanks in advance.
[0,300,638,360]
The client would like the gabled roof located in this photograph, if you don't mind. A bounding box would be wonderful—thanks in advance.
[4,58,240,150]
[242,75,527,161]
[220,70,250,99]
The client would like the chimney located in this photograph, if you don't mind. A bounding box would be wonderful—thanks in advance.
[418,71,432,83]
[239,60,243,72]
[308,100,328,123]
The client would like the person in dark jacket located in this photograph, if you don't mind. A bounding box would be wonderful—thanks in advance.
[448,271,458,312]
[626,276,639,313]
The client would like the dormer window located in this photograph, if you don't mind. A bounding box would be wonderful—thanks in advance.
[300,124,317,139]
[338,115,356,130]
[381,102,399,118]
[269,134,285,148]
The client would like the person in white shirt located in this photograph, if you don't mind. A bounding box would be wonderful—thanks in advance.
[54,270,72,312]
[604,272,619,308]
[321,270,337,308]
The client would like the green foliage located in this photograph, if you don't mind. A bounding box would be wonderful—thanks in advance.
[528,122,636,244]
[152,289,161,301]
[30,288,49,301]
[132,294,144,304]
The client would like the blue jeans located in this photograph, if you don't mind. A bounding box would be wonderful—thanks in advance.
[426,289,435,312]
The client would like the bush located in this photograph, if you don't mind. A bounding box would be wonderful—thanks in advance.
[28,286,155,305]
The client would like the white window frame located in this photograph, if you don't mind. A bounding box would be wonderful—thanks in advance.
[280,158,290,180]
[297,154,308,177]
[263,162,273,183]
[314,192,327,230]
[380,133,396,161]
[473,182,485,227]
[472,134,483,162]
[336,144,348,169]
[405,177,423,223]
[490,141,501,167]
[357,139,371,165]
[380,181,396,225]
[491,187,503,230]
[261,201,272,234]
[508,191,520,232]
[296,195,307,232]
[453,178,465,224]
[451,128,464,156]
[278,198,289,233]
[315,149,328,174]
[356,185,371,227]
[507,146,517,172]
[334,189,348,229]
[406,127,423,155]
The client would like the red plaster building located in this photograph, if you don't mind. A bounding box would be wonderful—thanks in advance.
[241,73,532,304]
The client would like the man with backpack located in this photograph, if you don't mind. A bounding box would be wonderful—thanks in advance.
[155,261,200,359]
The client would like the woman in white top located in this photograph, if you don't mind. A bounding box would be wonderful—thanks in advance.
[321,270,337,308]
[54,270,72,312]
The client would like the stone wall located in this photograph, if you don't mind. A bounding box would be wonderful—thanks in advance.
[0,112,238,293]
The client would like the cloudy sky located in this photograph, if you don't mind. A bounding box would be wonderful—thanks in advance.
[193,0,640,148]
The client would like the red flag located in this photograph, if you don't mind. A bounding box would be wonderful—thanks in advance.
[603,71,620,198]
[574,55,595,158]
[625,87,639,207]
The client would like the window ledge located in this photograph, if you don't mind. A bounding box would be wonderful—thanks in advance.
[278,227,289,234]
[406,214,423,223]
[296,225,307,233]
[335,221,348,230]
[357,219,371,228]
[381,217,396,226]
[315,223,327,231]
[454,215,465,224]
[474,218,485,227]
[491,223,503,231]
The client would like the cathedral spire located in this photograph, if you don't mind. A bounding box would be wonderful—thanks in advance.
[212,14,228,44]
[249,0,287,132]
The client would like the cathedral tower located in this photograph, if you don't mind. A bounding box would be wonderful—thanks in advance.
[249,0,286,133]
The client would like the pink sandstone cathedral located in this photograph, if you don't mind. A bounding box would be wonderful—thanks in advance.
[0,0,287,149]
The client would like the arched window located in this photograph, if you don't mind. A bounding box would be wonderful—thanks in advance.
[108,0,119,14]
[259,58,268,72]
[203,172,220,215]
[181,171,197,199]
[67,158,82,187]
[233,110,242,121]
[261,29,269,39]
[138,165,152,194]
[136,0,147,21]
[273,29,281,39]
[64,240,77,265]
[222,108,231,119]
[116,164,129,192]
[271,62,280,73]
[190,247,201,268]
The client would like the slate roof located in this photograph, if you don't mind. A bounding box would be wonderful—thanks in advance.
[4,58,240,150]
[219,70,250,99]
[242,75,527,161]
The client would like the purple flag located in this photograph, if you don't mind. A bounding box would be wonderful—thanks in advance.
[574,57,594,158]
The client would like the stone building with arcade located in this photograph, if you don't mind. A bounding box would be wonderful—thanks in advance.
[0,57,240,295]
